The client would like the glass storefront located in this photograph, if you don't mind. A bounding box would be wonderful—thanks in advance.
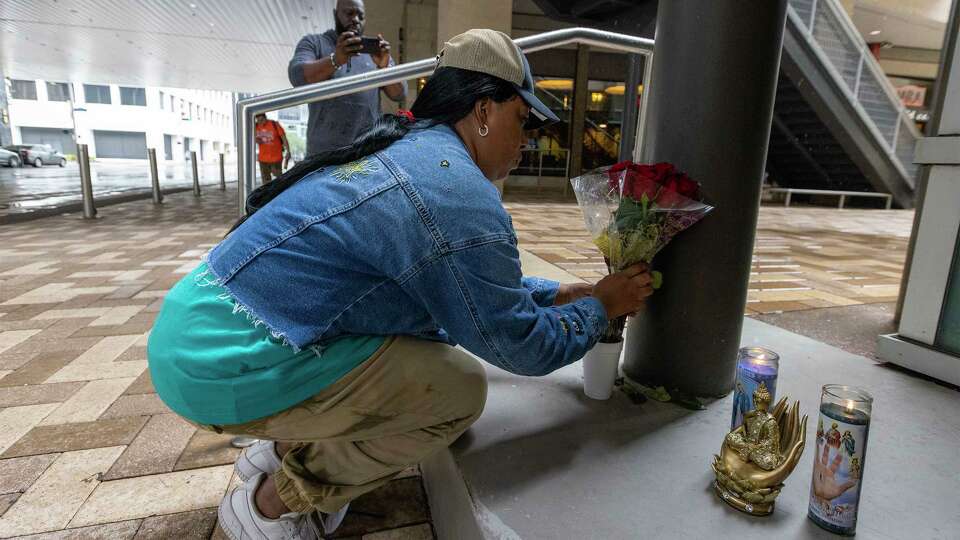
[517,77,641,178]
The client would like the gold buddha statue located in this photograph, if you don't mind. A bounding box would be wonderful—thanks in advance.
[724,383,782,470]
[712,382,808,516]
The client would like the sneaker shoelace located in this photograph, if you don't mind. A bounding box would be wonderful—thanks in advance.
[299,511,326,540]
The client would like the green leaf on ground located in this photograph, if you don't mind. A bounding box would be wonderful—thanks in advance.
[626,379,707,410]
[640,384,672,402]
[670,390,707,411]
[615,377,648,404]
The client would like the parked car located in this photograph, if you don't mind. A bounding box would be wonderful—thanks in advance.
[5,144,66,167]
[0,147,21,167]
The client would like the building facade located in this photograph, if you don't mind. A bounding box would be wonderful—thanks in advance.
[4,78,234,162]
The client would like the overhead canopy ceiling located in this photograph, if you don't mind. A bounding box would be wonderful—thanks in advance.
[529,0,952,51]
[0,0,334,93]
[2,0,952,95]
[850,0,952,50]
[530,0,656,37]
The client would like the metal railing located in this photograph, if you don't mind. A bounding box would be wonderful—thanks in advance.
[75,147,232,215]
[788,0,922,188]
[78,144,96,219]
[235,28,655,215]
[763,187,893,209]
[515,147,571,191]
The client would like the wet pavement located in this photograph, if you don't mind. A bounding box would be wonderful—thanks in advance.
[0,160,236,221]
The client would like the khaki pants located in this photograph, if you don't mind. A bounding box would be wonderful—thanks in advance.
[259,161,283,184]
[202,336,487,514]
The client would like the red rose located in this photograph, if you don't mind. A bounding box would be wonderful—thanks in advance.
[606,161,701,204]
[609,161,631,174]
[626,166,658,200]
[607,161,631,191]
[652,176,680,208]
[652,162,675,182]
[628,173,661,201]
[672,172,700,199]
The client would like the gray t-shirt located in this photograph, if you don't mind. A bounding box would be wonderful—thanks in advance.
[287,30,405,156]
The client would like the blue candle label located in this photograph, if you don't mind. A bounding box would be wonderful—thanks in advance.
[730,364,777,429]
[808,411,868,535]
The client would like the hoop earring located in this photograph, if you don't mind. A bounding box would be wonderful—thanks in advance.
[478,125,489,137]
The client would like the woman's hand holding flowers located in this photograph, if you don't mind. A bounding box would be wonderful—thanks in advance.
[592,263,654,319]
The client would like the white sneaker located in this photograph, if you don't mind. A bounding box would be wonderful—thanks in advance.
[235,440,283,482]
[218,473,323,540]
[316,503,350,535]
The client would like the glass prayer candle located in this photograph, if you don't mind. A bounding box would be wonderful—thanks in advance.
[808,385,873,536]
[730,347,779,429]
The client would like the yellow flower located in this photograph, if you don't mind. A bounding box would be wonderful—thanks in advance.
[593,231,613,259]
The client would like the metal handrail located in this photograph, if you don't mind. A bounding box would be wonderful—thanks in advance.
[788,0,921,189]
[517,147,570,174]
[817,0,920,139]
[236,27,655,214]
[763,186,893,209]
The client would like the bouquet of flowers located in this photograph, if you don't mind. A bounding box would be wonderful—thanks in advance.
[571,161,714,343]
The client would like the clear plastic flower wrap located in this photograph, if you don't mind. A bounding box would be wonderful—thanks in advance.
[570,161,714,342]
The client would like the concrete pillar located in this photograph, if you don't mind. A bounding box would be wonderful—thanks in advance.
[365,0,407,112]
[0,68,12,146]
[622,0,789,397]
[569,45,590,178]
[400,0,438,104]
[437,0,511,45]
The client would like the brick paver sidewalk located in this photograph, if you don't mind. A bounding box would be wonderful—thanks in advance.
[0,189,434,539]
[502,189,913,314]
[0,184,914,538]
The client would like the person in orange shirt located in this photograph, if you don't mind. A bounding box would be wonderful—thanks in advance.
[254,113,290,184]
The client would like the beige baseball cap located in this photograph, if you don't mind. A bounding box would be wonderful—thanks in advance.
[437,29,560,129]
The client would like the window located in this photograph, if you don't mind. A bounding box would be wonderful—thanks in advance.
[278,109,299,121]
[159,91,165,109]
[46,82,71,102]
[179,98,185,115]
[84,84,111,104]
[119,86,146,106]
[10,79,37,100]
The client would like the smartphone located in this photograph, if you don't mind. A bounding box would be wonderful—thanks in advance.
[359,36,381,55]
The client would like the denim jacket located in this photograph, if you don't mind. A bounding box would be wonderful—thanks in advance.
[205,124,608,376]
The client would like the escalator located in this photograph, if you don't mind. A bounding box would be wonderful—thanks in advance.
[532,0,921,207]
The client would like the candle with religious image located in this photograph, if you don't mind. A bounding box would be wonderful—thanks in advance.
[808,385,873,536]
[730,347,779,429]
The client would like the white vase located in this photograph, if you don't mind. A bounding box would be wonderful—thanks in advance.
[582,341,623,400]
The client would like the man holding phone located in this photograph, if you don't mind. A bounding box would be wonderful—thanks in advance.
[288,0,406,156]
